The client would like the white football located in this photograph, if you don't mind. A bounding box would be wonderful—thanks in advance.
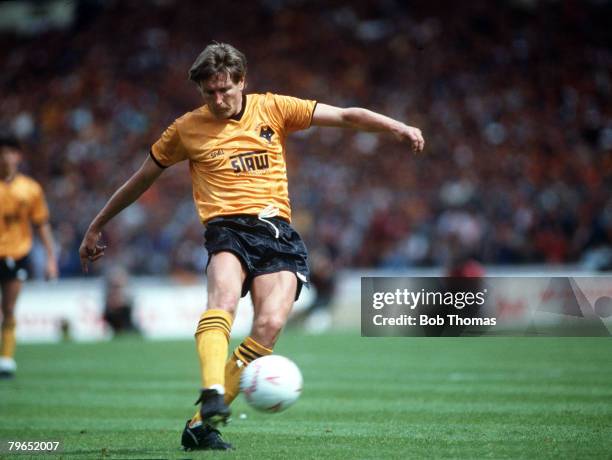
[239,355,303,413]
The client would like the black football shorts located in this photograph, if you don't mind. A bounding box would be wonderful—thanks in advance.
[204,215,310,300]
[0,256,29,282]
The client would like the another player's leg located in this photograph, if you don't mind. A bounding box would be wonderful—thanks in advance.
[0,279,21,379]
[182,251,245,451]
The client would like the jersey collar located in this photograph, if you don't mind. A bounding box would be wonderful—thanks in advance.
[229,94,247,121]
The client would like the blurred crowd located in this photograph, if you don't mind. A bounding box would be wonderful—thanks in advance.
[1,0,611,277]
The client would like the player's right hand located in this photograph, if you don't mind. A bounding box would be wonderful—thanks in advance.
[79,229,106,273]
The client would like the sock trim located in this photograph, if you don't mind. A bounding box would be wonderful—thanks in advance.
[243,336,273,355]
[195,321,231,334]
[239,344,263,358]
[237,346,258,362]
[195,310,233,338]
[233,337,273,364]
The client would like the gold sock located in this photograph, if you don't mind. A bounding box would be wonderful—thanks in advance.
[224,336,273,405]
[0,317,16,358]
[190,410,202,426]
[190,336,272,426]
[195,309,233,389]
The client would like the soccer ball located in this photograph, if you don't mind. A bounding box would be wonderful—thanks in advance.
[239,355,303,413]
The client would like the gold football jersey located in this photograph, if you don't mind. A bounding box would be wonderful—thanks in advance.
[151,93,317,223]
[0,174,49,259]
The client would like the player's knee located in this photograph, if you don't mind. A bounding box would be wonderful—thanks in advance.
[252,315,286,344]
[207,291,240,312]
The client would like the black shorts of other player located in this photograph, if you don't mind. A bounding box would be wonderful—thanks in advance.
[0,256,29,282]
[204,215,310,300]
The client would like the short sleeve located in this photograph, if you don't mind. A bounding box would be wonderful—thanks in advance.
[151,121,189,167]
[269,94,317,133]
[30,183,49,225]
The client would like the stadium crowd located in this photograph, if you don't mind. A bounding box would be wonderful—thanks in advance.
[1,0,611,276]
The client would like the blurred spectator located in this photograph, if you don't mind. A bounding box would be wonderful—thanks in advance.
[0,0,610,275]
[290,247,337,333]
[103,267,138,334]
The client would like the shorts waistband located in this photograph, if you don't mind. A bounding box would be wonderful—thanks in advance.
[205,213,290,225]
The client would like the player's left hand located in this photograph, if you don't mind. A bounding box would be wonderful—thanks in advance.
[393,124,425,154]
[79,229,106,273]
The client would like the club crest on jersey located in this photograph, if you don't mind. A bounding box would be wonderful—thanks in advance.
[259,125,275,142]
[230,150,270,173]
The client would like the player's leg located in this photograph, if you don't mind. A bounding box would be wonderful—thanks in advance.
[182,251,245,451]
[222,271,297,405]
[0,279,21,378]
[195,251,245,419]
[250,271,297,347]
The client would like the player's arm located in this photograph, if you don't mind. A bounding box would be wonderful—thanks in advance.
[311,103,425,153]
[34,222,58,280]
[79,155,164,272]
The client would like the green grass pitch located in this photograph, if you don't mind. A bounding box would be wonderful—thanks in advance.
[1,333,610,459]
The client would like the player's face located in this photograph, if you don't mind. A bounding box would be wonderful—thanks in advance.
[200,72,245,119]
[0,147,21,178]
